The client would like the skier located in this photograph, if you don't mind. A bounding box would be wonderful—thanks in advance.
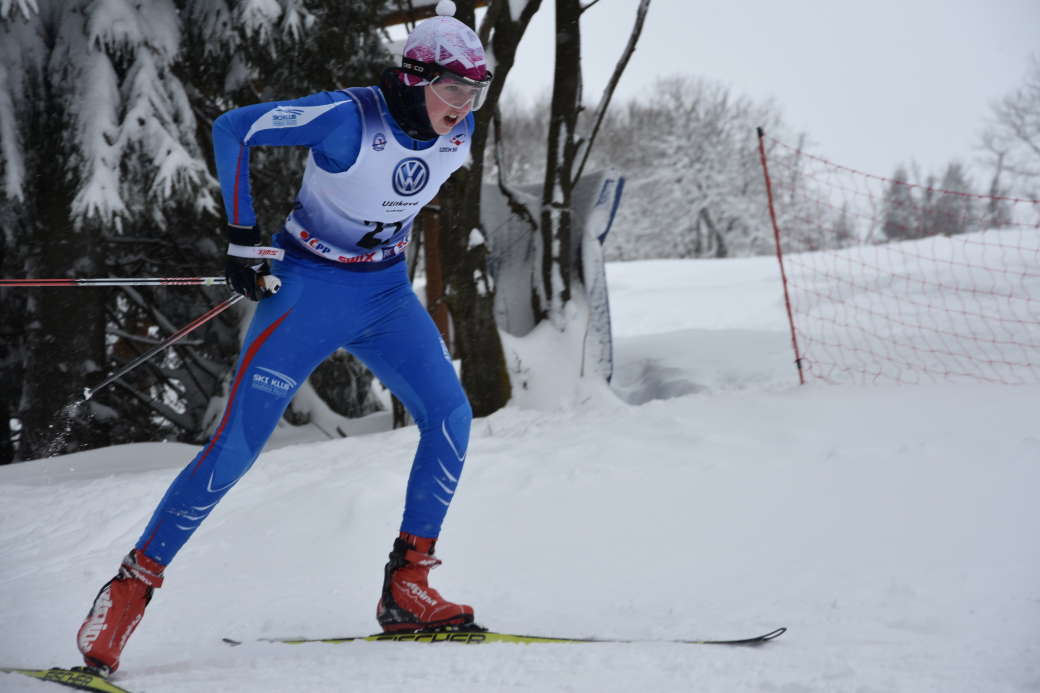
[75,1,493,676]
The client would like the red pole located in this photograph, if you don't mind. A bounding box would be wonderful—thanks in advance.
[82,294,244,401]
[757,127,805,385]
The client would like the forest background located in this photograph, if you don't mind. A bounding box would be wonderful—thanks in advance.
[1,0,1037,465]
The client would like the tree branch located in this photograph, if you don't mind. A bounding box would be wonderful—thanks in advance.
[573,0,651,183]
[111,378,196,432]
[493,105,539,233]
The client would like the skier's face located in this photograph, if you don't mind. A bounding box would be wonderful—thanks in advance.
[425,84,471,135]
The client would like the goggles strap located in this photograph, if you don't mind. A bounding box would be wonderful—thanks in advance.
[401,58,439,82]
[401,58,494,87]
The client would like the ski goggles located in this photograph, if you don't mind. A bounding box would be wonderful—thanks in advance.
[401,58,494,111]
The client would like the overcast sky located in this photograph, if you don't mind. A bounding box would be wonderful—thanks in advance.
[494,0,1040,183]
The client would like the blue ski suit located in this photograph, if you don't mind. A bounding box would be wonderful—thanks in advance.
[135,87,475,566]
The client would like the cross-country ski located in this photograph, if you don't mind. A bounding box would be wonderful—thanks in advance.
[0,667,132,693]
[223,626,787,647]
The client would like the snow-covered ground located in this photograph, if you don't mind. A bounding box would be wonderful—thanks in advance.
[2,255,1039,692]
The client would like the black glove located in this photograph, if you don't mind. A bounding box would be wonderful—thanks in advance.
[225,223,281,301]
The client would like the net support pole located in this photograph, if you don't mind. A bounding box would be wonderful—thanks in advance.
[757,127,805,385]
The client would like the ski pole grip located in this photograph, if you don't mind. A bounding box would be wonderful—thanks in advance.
[257,274,281,295]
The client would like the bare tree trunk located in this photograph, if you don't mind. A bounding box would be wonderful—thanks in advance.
[535,0,651,326]
[436,0,543,416]
[534,0,582,325]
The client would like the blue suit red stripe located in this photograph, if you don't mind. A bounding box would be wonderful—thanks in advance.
[189,307,293,480]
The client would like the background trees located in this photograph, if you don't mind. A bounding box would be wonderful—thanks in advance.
[495,75,794,261]
[0,0,386,463]
[981,54,1040,201]
[878,54,1039,246]
[2,1,1033,464]
[883,162,977,241]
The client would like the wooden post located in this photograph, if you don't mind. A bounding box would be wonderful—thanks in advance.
[422,197,452,356]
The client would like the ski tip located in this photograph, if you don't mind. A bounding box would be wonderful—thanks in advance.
[696,626,787,645]
[2,667,132,693]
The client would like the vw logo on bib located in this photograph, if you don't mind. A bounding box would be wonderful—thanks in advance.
[392,158,430,197]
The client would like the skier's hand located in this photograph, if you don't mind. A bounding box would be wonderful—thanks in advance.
[224,224,282,301]
[225,255,273,301]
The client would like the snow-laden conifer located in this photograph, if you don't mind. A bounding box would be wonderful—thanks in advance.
[0,0,387,463]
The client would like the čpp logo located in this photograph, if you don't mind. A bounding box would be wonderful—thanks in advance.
[392,158,429,197]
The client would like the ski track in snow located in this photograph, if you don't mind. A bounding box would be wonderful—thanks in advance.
[2,255,1040,692]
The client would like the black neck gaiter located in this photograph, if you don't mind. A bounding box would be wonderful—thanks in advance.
[378,68,438,142]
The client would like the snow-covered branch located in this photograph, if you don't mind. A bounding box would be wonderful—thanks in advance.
[492,105,539,233]
[0,0,36,21]
[573,0,650,183]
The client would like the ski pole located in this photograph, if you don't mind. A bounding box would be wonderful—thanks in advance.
[82,294,244,402]
[80,273,281,401]
[0,276,226,287]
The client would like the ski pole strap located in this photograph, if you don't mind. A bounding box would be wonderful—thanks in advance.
[227,244,285,261]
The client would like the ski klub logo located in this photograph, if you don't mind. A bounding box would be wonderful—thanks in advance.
[270,107,304,127]
[372,132,387,151]
[251,367,296,398]
[392,158,429,196]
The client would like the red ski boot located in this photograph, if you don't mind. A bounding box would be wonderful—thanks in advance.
[76,549,165,675]
[376,533,475,633]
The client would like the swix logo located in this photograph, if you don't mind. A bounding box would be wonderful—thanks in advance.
[338,252,377,264]
[271,108,304,127]
[392,158,429,196]
[78,590,113,649]
[255,248,280,257]
[403,581,438,606]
